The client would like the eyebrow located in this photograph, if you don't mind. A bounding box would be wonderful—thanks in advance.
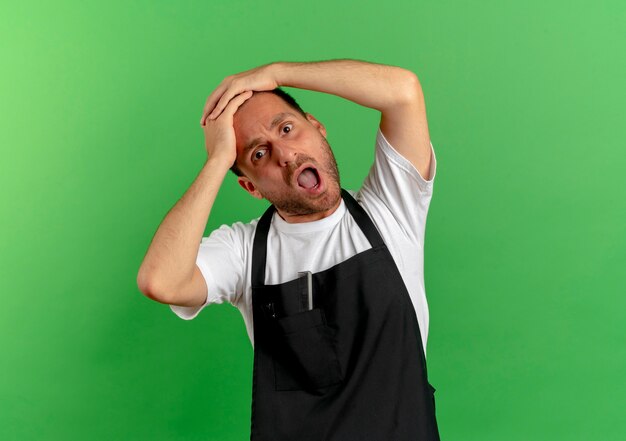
[243,112,296,155]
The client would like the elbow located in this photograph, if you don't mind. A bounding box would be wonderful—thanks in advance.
[379,68,423,112]
[395,69,423,106]
[137,270,171,304]
[136,265,153,296]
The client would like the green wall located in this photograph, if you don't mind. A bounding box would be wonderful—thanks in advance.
[1,1,624,440]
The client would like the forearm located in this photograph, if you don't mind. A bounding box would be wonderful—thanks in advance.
[271,59,421,112]
[137,157,229,302]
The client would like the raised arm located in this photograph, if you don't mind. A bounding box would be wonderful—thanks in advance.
[137,91,253,306]
[201,60,432,180]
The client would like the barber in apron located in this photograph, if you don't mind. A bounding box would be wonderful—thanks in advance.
[249,189,440,440]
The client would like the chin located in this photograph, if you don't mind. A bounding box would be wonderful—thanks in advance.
[264,182,341,216]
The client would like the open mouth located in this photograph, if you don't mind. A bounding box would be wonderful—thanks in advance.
[296,167,321,190]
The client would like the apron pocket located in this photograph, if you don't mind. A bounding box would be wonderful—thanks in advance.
[272,308,343,392]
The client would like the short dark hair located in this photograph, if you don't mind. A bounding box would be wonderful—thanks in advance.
[230,88,306,177]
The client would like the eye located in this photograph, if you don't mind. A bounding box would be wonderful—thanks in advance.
[281,123,293,134]
[253,147,267,161]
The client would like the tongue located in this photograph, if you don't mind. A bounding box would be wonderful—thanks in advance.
[297,168,319,189]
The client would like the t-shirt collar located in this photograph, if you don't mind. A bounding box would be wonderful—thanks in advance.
[271,198,346,234]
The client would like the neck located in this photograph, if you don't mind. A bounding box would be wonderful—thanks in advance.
[275,197,342,224]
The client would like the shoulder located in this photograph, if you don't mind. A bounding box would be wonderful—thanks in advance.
[355,128,437,242]
[374,128,436,191]
[201,216,261,251]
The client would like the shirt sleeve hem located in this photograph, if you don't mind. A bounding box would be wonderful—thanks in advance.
[168,260,219,320]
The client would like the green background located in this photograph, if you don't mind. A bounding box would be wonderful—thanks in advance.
[1,0,624,440]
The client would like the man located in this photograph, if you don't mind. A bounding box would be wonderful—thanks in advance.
[137,59,440,440]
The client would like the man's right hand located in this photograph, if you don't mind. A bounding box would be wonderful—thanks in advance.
[202,90,253,167]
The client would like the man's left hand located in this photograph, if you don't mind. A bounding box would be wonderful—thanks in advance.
[200,63,279,126]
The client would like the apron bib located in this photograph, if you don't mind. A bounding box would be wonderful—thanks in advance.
[249,189,440,441]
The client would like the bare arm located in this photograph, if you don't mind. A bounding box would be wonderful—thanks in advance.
[202,60,432,180]
[137,91,253,306]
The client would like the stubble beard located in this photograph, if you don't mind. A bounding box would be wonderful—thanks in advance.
[259,137,341,217]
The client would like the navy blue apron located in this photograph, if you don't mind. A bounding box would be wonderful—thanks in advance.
[249,189,440,440]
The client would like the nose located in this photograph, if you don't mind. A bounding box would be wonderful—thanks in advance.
[273,142,298,167]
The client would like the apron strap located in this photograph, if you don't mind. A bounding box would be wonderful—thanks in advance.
[251,189,385,287]
[251,203,275,288]
[340,189,385,249]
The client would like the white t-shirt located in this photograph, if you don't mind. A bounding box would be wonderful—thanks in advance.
[171,128,437,355]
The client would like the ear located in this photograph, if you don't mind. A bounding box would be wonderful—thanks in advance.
[237,176,264,200]
[305,113,327,138]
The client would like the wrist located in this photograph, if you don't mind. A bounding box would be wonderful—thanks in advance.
[204,154,235,173]
[268,61,291,88]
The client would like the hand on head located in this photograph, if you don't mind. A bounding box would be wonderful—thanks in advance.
[200,64,278,126]
[201,90,254,167]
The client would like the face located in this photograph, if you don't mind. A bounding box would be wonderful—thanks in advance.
[233,92,341,222]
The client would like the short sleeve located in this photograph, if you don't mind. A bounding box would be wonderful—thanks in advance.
[359,128,437,241]
[169,222,248,320]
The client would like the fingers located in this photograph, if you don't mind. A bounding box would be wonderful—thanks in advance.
[207,85,245,122]
[217,90,253,120]
[200,79,244,126]
[200,84,227,126]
